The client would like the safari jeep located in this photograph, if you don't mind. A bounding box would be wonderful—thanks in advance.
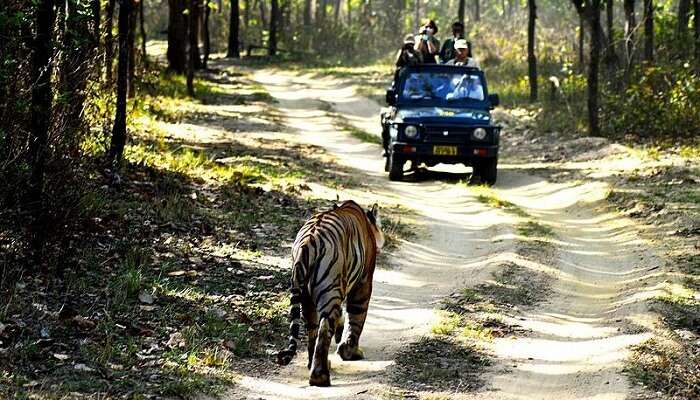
[381,64,501,184]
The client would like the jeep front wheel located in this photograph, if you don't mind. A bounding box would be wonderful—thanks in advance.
[476,158,498,186]
[388,152,404,181]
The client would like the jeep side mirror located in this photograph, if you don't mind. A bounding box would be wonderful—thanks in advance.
[488,94,500,109]
[386,89,396,106]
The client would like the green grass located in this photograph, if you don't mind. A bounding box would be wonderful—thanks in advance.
[474,191,529,218]
[516,220,555,238]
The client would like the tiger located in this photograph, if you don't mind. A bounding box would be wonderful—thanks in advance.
[276,200,385,387]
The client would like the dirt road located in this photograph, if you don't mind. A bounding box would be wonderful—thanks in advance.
[225,70,661,399]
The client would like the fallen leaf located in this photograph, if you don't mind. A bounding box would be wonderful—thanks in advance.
[53,353,70,361]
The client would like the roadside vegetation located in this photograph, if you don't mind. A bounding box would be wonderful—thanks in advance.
[0,62,373,399]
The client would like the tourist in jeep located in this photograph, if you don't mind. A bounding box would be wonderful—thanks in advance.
[445,39,478,68]
[440,21,465,63]
[415,20,440,64]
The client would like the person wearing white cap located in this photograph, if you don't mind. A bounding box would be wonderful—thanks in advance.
[445,39,479,68]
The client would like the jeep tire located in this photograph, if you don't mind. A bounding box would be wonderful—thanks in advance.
[476,158,498,186]
[388,152,404,181]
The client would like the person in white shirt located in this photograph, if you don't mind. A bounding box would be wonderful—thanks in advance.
[444,39,479,68]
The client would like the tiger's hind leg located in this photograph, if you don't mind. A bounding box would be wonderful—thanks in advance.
[309,295,342,386]
[301,289,318,370]
[337,281,372,361]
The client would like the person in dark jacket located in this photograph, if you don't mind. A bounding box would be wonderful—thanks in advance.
[440,21,465,63]
[395,34,423,69]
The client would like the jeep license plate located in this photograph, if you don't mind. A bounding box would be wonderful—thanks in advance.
[433,145,458,156]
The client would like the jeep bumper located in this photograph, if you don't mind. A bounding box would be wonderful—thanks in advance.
[389,142,498,164]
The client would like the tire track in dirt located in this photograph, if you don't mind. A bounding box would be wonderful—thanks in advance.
[223,69,661,400]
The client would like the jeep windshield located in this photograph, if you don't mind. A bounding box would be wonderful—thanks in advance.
[400,71,485,105]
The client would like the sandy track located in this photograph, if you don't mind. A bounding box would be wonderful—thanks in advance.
[223,70,659,400]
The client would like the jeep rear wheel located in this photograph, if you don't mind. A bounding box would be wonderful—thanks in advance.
[388,152,404,181]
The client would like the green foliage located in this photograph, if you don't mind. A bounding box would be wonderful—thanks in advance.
[602,65,700,138]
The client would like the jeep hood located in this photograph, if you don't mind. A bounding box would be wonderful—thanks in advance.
[396,107,492,124]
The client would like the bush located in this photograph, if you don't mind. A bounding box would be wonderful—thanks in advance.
[602,64,700,138]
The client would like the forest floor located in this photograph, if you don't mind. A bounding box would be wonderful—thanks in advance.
[2,56,698,400]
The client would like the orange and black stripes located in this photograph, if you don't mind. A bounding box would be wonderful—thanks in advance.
[276,201,384,386]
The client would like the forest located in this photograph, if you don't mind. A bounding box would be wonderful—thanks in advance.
[1,0,699,398]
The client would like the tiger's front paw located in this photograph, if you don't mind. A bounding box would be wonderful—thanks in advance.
[337,342,364,361]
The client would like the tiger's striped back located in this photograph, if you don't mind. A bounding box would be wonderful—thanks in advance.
[277,200,384,386]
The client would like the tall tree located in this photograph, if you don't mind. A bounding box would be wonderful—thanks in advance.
[203,1,211,67]
[269,0,278,55]
[167,0,187,73]
[527,0,537,101]
[474,0,480,21]
[578,14,585,71]
[458,0,465,25]
[227,0,240,57]
[571,0,602,135]
[695,0,700,70]
[623,0,636,68]
[139,0,147,64]
[643,0,653,62]
[588,0,602,136]
[190,0,202,69]
[105,0,117,81]
[28,0,56,252]
[678,0,691,42]
[109,0,132,164]
[127,0,137,98]
[187,0,197,96]
[603,0,619,78]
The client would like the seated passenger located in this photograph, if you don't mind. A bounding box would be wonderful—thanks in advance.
[415,20,440,64]
[446,73,484,101]
[440,21,465,63]
[444,39,478,68]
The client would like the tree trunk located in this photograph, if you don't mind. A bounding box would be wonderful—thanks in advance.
[227,0,240,57]
[191,0,202,69]
[458,0,465,25]
[587,0,602,136]
[203,1,211,67]
[92,0,101,69]
[187,0,196,96]
[643,0,653,62]
[578,13,585,71]
[527,0,537,102]
[695,0,700,71]
[678,0,691,39]
[139,0,147,64]
[269,0,278,55]
[109,0,131,164]
[127,0,136,98]
[604,0,619,79]
[243,0,250,29]
[474,0,480,21]
[167,0,187,73]
[28,0,56,261]
[334,0,340,22]
[105,0,117,81]
[347,0,351,25]
[623,0,636,68]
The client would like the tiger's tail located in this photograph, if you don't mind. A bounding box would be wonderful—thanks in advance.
[276,246,309,365]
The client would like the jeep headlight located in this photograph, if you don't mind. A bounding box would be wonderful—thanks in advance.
[404,125,419,139]
[473,128,488,140]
